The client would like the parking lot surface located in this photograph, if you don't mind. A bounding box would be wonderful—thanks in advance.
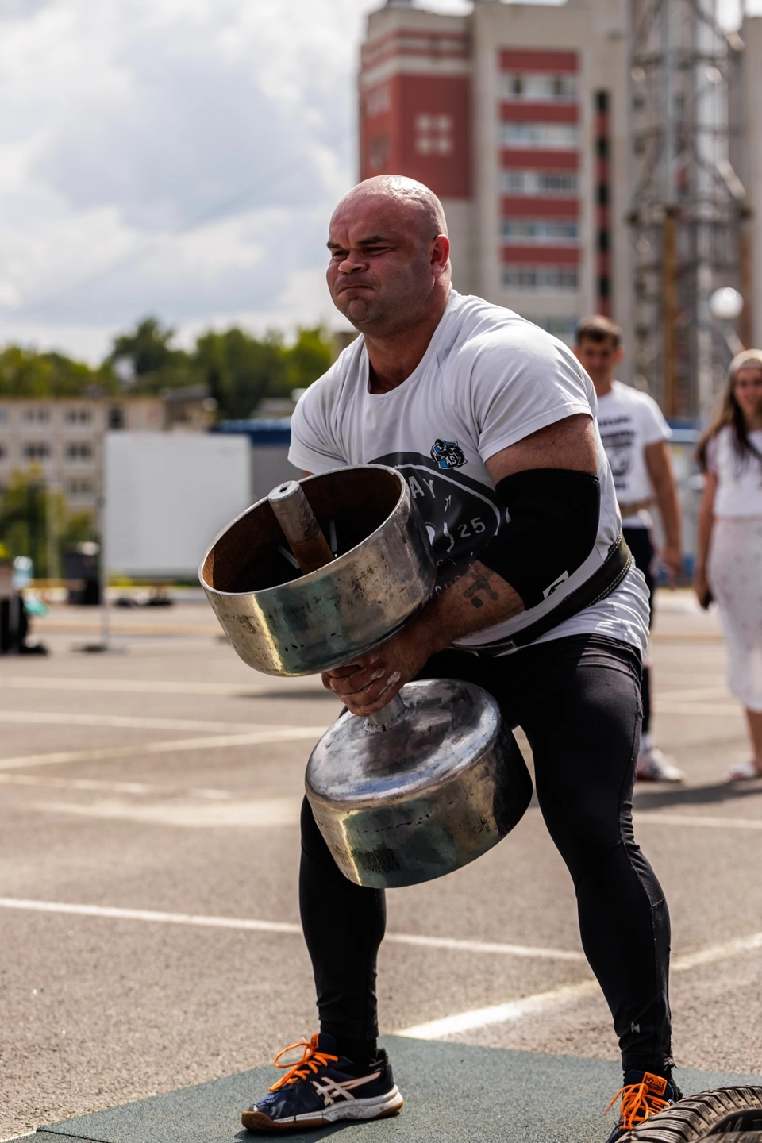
[2,594,761,1141]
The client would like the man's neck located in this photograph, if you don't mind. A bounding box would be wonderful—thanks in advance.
[364,291,449,394]
[593,376,615,399]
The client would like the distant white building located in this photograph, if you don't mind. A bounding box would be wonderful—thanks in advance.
[0,389,215,514]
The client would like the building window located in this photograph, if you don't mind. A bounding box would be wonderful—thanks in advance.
[533,317,578,344]
[366,84,390,117]
[501,72,577,102]
[24,442,50,460]
[65,408,92,424]
[415,113,452,156]
[67,479,93,498]
[0,444,5,459]
[502,266,579,290]
[24,407,49,423]
[500,122,578,149]
[500,169,579,196]
[368,135,389,171]
[65,442,93,461]
[109,406,125,430]
[501,219,579,245]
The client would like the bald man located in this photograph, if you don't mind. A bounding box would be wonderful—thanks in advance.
[241,177,681,1142]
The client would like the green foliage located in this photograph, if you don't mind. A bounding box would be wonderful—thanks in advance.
[0,467,96,579]
[193,327,287,419]
[0,317,338,416]
[0,345,116,398]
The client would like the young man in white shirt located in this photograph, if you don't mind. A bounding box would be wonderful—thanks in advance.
[575,316,684,782]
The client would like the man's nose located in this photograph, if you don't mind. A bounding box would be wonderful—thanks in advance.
[338,253,368,273]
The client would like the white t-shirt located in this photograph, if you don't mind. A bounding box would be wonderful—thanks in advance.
[707,426,762,517]
[596,380,671,529]
[289,290,648,656]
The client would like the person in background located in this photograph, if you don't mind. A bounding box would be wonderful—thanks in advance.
[695,348,762,780]
[575,316,684,783]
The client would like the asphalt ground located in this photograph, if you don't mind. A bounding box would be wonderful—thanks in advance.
[2,593,761,1141]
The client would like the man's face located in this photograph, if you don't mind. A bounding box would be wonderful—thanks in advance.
[574,336,622,387]
[326,193,441,335]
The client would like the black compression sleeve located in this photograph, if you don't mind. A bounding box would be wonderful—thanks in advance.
[478,469,600,609]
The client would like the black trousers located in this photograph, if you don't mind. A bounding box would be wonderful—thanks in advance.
[300,634,673,1074]
[623,527,656,735]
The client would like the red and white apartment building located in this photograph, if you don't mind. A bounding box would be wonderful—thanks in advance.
[359,0,762,356]
[358,0,633,351]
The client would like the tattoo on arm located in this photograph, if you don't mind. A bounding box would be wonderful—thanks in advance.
[462,567,500,610]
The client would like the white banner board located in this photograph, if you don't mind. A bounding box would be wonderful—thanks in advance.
[104,432,251,577]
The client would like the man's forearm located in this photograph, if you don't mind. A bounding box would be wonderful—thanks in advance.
[414,561,525,653]
[656,482,681,551]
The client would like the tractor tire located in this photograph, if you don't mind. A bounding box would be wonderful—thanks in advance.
[619,1086,762,1141]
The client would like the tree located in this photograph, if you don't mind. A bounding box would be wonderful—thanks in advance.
[0,468,96,579]
[108,316,179,379]
[278,326,336,398]
[193,328,287,419]
[0,345,115,398]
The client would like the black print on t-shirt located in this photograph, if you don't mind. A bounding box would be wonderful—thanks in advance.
[598,424,635,492]
[372,451,504,582]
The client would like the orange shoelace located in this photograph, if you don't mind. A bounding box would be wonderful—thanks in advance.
[269,1034,339,1093]
[607,1072,670,1130]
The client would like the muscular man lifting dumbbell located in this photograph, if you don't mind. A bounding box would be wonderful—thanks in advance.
[240,176,680,1142]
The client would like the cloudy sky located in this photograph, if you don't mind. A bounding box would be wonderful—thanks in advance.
[0,0,752,362]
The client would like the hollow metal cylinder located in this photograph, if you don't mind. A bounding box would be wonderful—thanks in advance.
[198,465,436,676]
[306,679,534,888]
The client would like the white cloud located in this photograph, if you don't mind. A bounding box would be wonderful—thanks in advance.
[0,0,756,361]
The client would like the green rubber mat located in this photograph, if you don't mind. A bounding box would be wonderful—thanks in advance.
[30,1037,762,1143]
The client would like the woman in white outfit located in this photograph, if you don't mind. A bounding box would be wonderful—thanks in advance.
[695,349,762,780]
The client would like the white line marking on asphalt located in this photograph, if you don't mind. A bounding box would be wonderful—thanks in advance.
[397,980,601,1039]
[0,728,328,772]
[0,774,235,798]
[636,811,762,832]
[656,702,743,716]
[36,797,302,828]
[0,898,585,962]
[657,686,733,702]
[0,710,300,733]
[0,675,322,698]
[396,930,762,1039]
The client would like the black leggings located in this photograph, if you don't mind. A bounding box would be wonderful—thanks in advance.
[300,634,673,1074]
[623,527,656,735]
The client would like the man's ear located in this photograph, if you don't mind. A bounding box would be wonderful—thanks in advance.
[431,234,450,275]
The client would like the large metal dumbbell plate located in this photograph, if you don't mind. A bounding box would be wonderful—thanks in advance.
[199,466,435,676]
[306,679,533,888]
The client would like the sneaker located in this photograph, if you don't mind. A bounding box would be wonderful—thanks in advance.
[636,746,684,783]
[241,1032,404,1133]
[604,1070,682,1141]
[728,759,762,782]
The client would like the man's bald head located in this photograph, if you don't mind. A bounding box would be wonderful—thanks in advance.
[332,176,448,244]
[326,174,452,338]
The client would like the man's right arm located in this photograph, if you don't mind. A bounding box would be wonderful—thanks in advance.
[645,439,682,583]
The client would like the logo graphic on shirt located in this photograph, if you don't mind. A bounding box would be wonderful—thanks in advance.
[372,451,503,582]
[598,424,635,492]
[430,439,466,471]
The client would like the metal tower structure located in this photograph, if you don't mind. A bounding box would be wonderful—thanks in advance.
[628,0,751,421]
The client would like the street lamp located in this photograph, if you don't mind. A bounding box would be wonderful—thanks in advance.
[709,286,744,359]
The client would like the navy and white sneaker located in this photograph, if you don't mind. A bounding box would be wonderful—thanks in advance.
[605,1070,683,1141]
[241,1032,404,1133]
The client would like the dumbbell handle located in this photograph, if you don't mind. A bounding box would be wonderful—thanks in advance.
[267,479,406,732]
[268,480,335,574]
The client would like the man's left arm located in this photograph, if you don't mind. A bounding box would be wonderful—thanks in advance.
[324,413,598,714]
[644,440,682,583]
